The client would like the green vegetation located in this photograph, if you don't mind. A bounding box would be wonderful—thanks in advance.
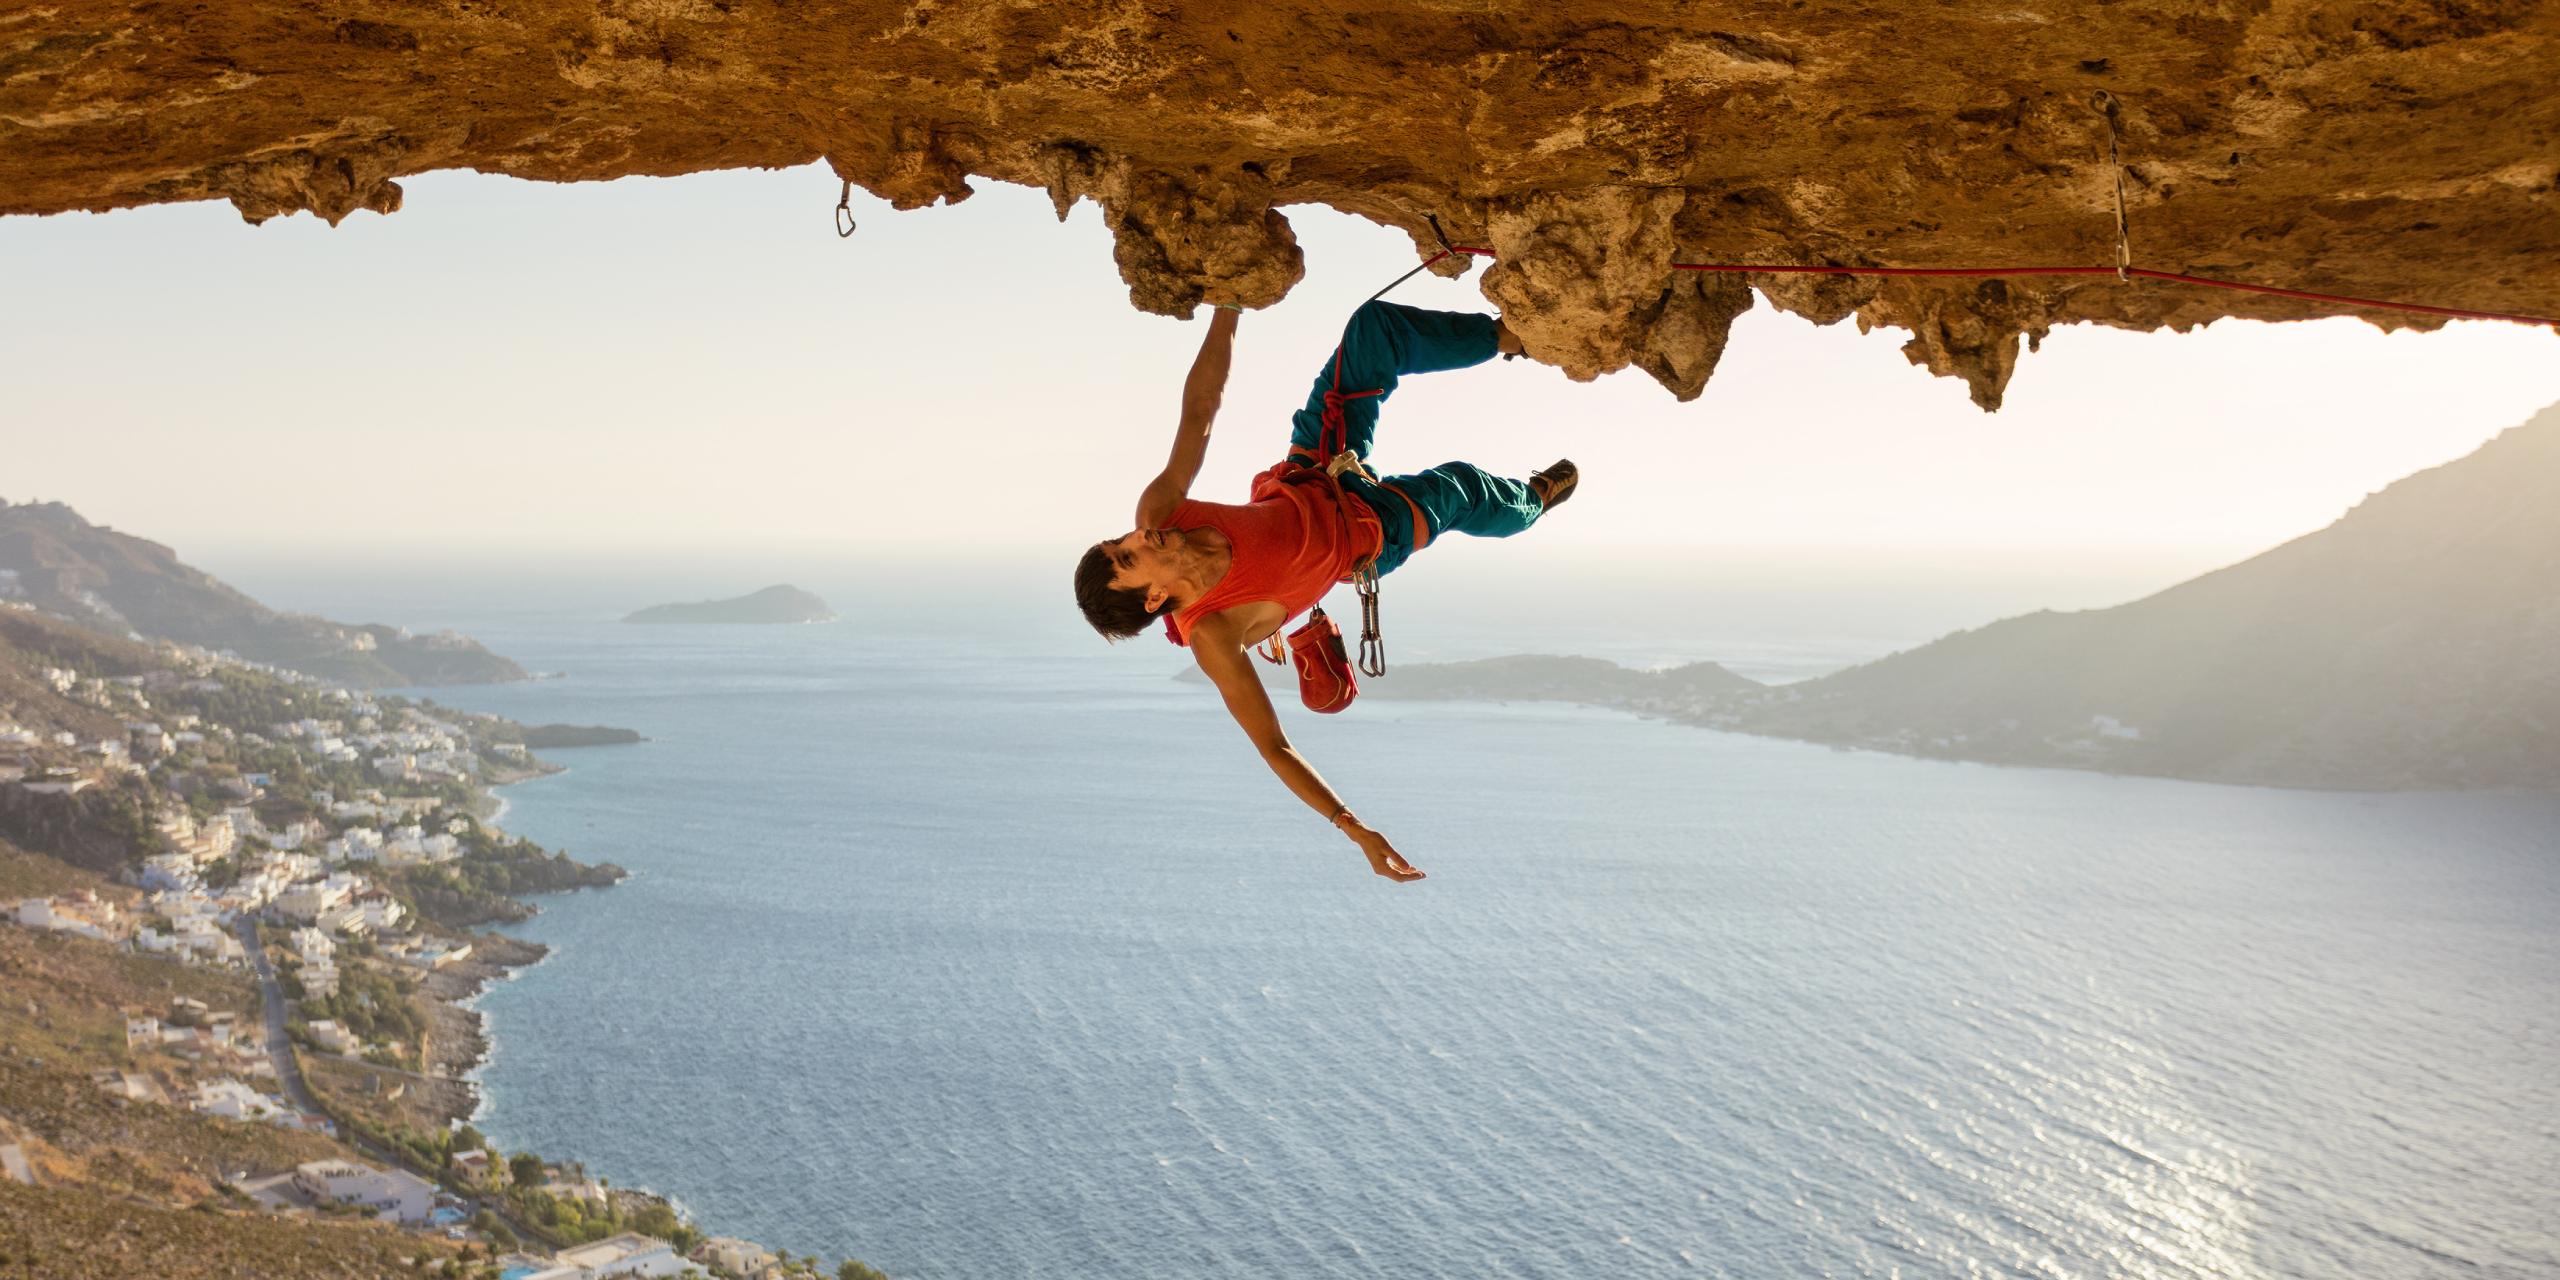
[471,1209,516,1249]
[505,1181,620,1247]
[390,830,623,928]
[298,964,426,1063]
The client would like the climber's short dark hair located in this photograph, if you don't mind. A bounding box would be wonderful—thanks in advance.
[1075,542,1168,640]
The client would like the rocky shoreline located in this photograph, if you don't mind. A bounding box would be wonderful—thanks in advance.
[418,931,547,1127]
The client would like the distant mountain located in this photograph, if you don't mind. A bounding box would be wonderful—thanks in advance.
[1717,402,2560,789]
[1177,652,1761,710]
[1362,654,1762,705]
[623,585,837,624]
[0,501,525,688]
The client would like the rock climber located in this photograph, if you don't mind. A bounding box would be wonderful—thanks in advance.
[1073,299,1577,884]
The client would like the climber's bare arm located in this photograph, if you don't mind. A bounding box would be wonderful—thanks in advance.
[1189,611,1425,883]
[1137,305,1240,529]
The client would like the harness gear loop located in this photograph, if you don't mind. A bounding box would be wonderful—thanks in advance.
[834,180,858,238]
[1255,633,1286,665]
[2091,91,2130,283]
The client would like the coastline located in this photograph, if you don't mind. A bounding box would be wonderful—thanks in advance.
[421,766,570,1131]
[424,740,745,1245]
[415,761,585,1129]
[417,931,547,1128]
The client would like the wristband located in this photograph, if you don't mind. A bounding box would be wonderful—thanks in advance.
[1329,807,1357,830]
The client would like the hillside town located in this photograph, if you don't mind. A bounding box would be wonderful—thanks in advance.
[0,601,885,1279]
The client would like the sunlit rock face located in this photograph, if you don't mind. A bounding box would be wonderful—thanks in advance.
[5,1,2554,407]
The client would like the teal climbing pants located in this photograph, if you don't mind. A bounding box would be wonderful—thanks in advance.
[1286,300,1545,577]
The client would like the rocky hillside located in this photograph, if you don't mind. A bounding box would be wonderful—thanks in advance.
[0,842,462,1279]
[0,500,524,688]
[1716,402,2560,789]
[4,3,2553,407]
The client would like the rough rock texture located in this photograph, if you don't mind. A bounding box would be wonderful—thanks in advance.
[5,1,2556,406]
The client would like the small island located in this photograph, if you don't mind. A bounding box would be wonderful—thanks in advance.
[621,584,837,625]
[517,723,647,748]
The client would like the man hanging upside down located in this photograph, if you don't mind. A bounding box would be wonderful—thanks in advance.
[1073,299,1577,883]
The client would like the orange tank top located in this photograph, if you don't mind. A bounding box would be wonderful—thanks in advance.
[1160,464,1383,648]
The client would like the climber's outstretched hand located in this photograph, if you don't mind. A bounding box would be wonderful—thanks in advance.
[1345,820,1426,883]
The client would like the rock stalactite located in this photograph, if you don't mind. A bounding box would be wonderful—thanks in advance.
[5,1,2554,406]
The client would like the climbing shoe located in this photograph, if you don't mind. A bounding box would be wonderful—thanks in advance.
[1530,459,1578,511]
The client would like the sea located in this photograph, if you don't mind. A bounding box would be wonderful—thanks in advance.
[254,562,2559,1280]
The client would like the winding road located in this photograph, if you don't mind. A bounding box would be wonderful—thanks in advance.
[235,916,553,1248]
[236,916,323,1115]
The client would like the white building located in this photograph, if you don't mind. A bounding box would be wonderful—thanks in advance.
[176,921,242,964]
[694,1238,779,1277]
[306,1020,358,1054]
[327,826,385,864]
[194,1077,282,1122]
[291,1160,436,1224]
[275,878,352,924]
[351,889,404,933]
[552,1233,694,1278]
[12,896,116,942]
[139,852,200,892]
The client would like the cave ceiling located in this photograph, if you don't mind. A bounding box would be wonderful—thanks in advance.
[4,0,2555,406]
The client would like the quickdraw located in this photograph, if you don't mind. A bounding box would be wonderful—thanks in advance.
[1354,564,1385,678]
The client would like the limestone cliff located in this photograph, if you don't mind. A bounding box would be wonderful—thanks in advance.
[4,1,2554,406]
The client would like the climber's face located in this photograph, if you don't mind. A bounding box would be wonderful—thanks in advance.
[1102,528,1188,600]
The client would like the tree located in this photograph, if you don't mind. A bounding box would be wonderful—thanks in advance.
[510,1152,544,1188]
[839,1261,889,1280]
[454,1123,486,1152]
[631,1203,683,1240]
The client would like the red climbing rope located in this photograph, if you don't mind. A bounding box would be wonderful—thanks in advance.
[1425,244,2557,329]
[1319,343,1384,457]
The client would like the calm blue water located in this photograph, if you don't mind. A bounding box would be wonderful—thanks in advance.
[400,610,2558,1280]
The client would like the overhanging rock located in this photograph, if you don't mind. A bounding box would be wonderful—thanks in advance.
[4,1,2554,407]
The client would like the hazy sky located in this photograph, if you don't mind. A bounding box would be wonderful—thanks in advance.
[6,164,2556,589]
